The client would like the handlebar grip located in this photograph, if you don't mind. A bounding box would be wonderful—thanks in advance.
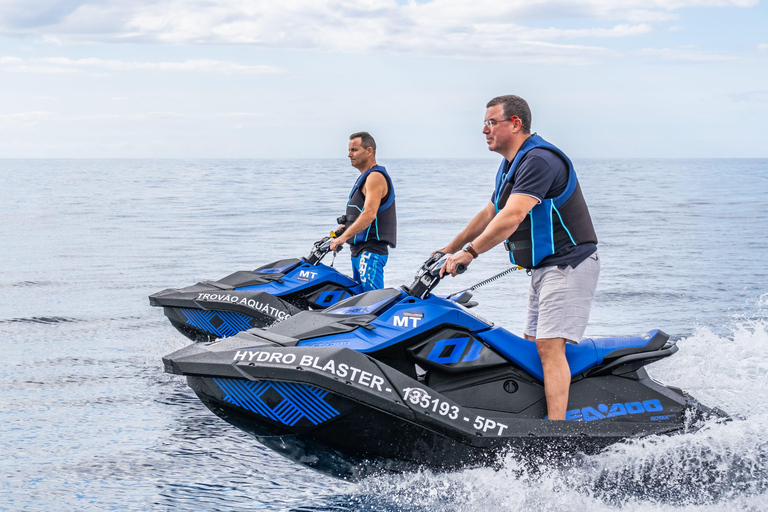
[456,263,467,274]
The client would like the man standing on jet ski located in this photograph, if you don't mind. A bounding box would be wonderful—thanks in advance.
[330,132,397,291]
[439,95,599,421]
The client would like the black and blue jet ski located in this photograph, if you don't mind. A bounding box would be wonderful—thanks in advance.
[150,231,363,341]
[162,253,724,479]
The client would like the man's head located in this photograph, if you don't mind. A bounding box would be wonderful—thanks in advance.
[486,95,531,134]
[483,95,532,159]
[348,131,377,172]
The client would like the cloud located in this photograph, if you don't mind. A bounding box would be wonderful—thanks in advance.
[758,43,768,51]
[0,111,55,128]
[0,110,265,128]
[637,46,741,62]
[0,1,758,64]
[0,56,282,74]
[730,90,768,103]
[212,112,263,118]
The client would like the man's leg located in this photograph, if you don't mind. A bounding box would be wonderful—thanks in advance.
[525,252,600,420]
[353,252,388,291]
[351,255,362,284]
[536,337,569,420]
[523,332,569,420]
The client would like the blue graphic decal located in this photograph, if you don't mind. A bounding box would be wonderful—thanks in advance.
[566,399,664,422]
[213,379,340,426]
[427,337,470,364]
[331,296,393,315]
[317,290,346,306]
[180,308,255,338]
[257,263,296,274]
[463,340,483,362]
[427,338,486,365]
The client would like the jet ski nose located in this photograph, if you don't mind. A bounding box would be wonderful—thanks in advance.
[162,356,181,375]
[162,343,206,375]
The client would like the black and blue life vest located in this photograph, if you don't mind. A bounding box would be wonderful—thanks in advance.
[344,165,397,249]
[492,134,597,269]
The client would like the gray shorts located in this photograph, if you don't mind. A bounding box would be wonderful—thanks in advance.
[524,251,600,343]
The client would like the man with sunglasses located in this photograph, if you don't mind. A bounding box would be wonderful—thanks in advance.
[330,131,397,291]
[439,95,599,421]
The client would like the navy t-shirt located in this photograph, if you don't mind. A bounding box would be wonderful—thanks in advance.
[494,147,596,268]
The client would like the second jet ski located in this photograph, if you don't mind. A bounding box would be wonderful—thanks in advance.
[162,253,727,479]
[149,230,363,341]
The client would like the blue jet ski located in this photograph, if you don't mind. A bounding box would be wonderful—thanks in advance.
[162,253,725,479]
[150,230,363,341]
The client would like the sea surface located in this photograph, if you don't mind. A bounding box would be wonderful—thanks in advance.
[1,158,767,511]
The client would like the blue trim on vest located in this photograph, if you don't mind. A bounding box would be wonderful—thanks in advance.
[492,134,579,267]
[348,165,395,214]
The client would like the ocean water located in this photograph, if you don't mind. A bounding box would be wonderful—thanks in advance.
[1,158,767,511]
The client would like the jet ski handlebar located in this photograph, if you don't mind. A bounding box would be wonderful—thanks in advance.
[305,227,347,265]
[403,252,465,299]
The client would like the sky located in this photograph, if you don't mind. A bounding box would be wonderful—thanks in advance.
[0,0,767,158]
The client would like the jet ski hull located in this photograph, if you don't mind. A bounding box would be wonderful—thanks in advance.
[160,255,726,479]
[151,288,301,342]
[164,337,718,480]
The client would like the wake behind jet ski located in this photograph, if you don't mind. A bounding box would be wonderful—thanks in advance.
[149,230,363,341]
[162,253,726,480]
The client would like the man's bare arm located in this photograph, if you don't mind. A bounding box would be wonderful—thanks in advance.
[442,194,539,275]
[468,194,539,254]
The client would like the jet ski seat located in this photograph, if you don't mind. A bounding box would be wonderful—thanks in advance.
[478,328,670,383]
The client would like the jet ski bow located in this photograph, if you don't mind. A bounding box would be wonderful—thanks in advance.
[150,231,363,341]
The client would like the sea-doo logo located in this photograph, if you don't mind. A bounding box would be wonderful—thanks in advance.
[196,293,290,321]
[297,270,317,282]
[566,399,666,422]
[393,312,422,328]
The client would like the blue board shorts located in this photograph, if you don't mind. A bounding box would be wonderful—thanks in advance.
[524,251,600,343]
[351,251,388,292]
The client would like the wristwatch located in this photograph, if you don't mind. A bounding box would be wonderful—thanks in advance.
[463,243,479,259]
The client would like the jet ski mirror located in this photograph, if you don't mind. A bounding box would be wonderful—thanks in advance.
[305,227,346,265]
[403,252,466,300]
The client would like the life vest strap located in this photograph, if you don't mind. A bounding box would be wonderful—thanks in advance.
[504,229,571,252]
